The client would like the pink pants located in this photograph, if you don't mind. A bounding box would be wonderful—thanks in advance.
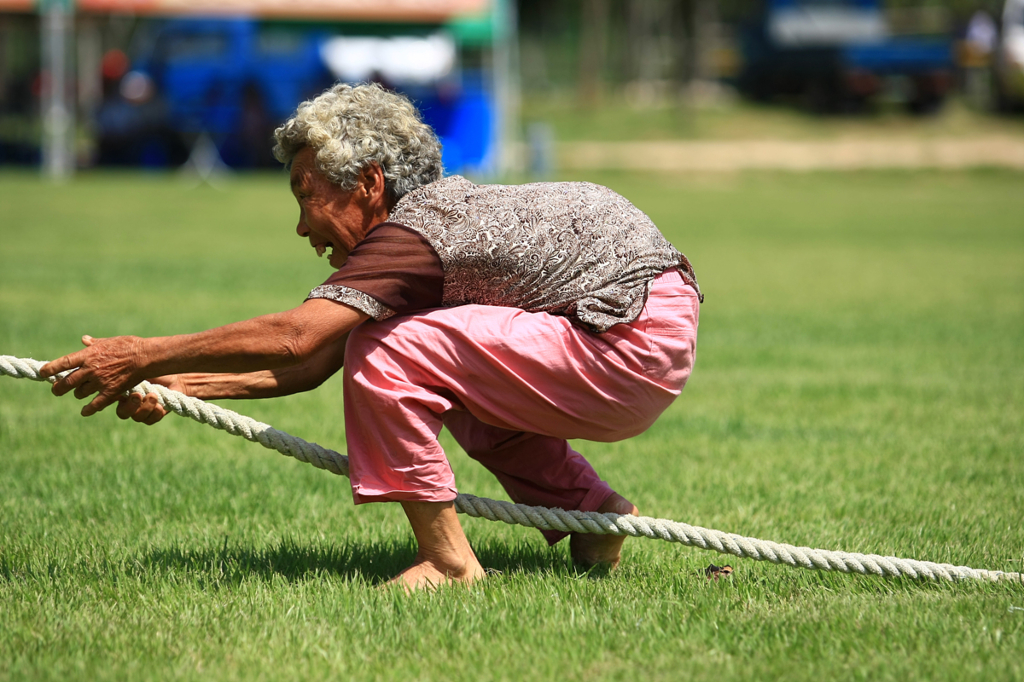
[342,268,699,544]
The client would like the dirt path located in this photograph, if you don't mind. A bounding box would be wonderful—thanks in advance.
[556,136,1024,171]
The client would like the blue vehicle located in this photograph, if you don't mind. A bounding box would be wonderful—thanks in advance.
[737,0,954,113]
[110,18,494,170]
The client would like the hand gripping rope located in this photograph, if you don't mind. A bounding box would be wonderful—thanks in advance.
[2,355,1020,584]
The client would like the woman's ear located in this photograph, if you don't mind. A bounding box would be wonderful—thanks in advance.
[359,163,387,206]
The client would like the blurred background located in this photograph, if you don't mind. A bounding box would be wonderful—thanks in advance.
[1,0,1023,179]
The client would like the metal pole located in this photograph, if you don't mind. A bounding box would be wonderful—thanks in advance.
[491,0,520,177]
[41,0,74,180]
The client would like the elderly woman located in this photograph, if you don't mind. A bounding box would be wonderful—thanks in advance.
[41,83,702,591]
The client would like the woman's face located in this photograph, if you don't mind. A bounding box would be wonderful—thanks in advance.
[290,147,381,269]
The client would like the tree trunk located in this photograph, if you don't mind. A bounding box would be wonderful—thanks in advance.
[578,0,609,106]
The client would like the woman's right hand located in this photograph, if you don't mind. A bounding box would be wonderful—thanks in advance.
[114,375,187,426]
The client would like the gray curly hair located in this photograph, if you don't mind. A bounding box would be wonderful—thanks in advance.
[273,82,443,203]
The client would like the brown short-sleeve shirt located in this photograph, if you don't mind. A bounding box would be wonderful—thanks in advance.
[308,223,443,321]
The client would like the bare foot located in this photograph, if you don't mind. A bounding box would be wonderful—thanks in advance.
[385,500,486,592]
[570,492,639,570]
[386,553,486,592]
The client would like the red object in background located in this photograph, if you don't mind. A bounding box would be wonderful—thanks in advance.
[101,49,130,81]
[915,70,953,97]
[844,69,882,97]
[31,72,46,98]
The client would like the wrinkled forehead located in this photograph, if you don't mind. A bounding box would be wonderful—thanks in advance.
[289,147,317,191]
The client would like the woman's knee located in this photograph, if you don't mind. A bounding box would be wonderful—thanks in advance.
[342,323,392,398]
[344,318,409,382]
[345,320,385,359]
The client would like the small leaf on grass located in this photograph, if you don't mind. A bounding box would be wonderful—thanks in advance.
[705,564,733,581]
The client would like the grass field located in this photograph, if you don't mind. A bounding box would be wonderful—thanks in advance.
[1,168,1023,681]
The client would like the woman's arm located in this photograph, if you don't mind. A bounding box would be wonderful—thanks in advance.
[114,332,351,425]
[169,329,351,400]
[40,298,367,416]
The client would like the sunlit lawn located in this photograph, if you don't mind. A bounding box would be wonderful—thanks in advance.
[1,168,1022,681]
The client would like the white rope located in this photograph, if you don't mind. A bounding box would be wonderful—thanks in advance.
[2,354,1020,584]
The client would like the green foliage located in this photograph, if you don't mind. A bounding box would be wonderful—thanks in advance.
[884,0,1002,19]
[1,169,1022,681]
[522,96,1024,141]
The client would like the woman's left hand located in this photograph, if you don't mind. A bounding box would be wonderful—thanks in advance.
[115,374,186,425]
[40,335,146,416]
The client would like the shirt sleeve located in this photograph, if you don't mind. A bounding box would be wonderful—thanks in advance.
[306,222,444,321]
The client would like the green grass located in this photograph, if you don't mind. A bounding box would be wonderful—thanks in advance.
[1,169,1023,681]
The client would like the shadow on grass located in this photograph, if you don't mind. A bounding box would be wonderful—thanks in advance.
[141,537,416,586]
[137,535,569,587]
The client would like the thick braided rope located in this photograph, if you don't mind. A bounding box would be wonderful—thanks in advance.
[0,356,349,477]
[3,355,1021,584]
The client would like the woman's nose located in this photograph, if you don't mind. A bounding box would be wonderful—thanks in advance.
[296,216,309,237]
